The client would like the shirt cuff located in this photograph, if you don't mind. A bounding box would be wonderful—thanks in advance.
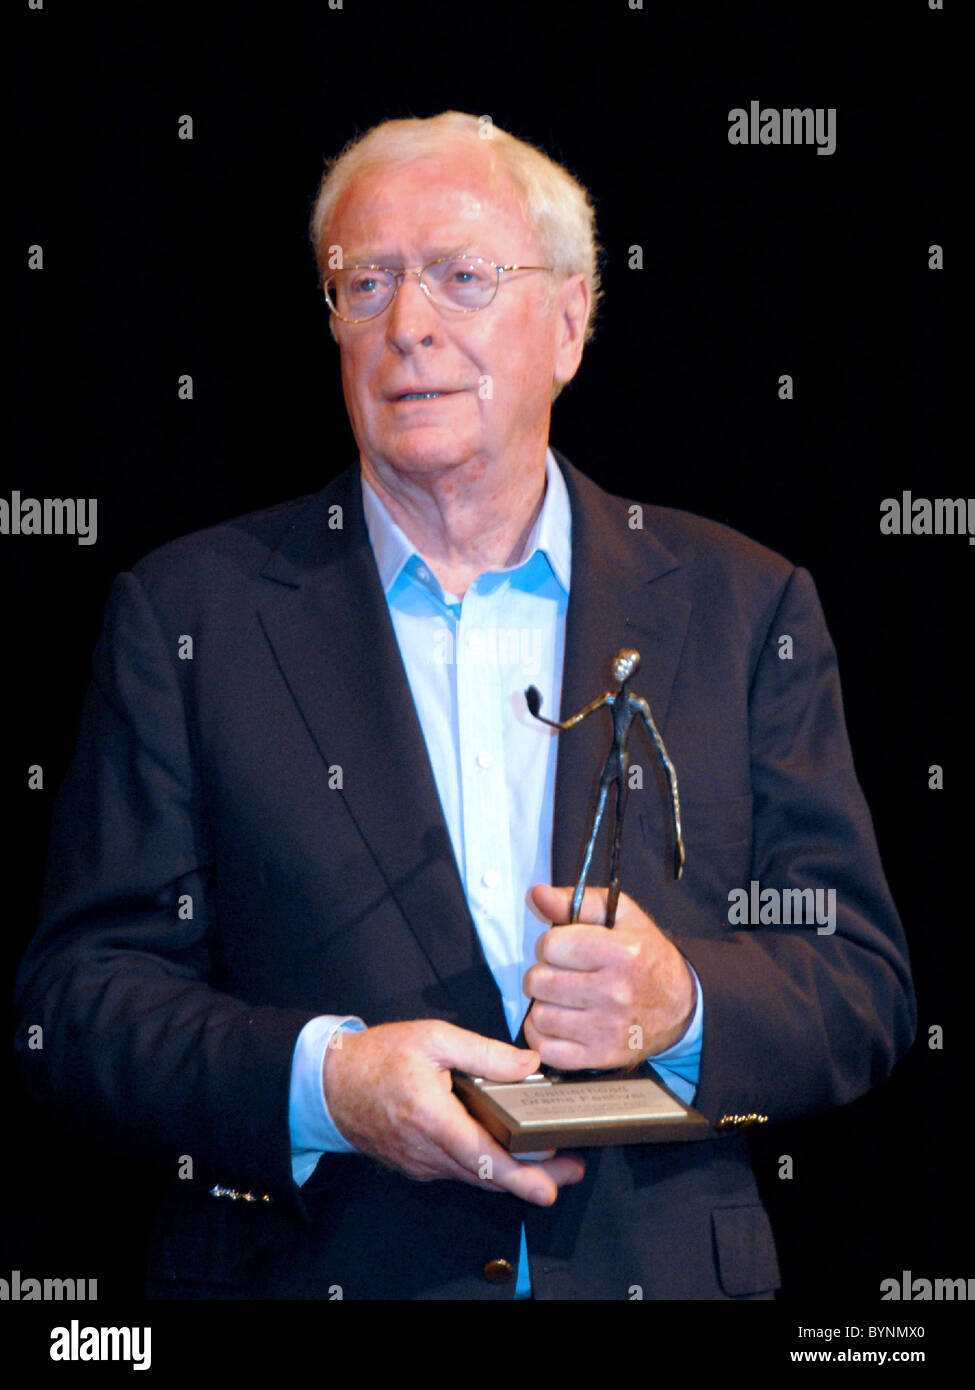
[289,1015,367,1186]
[644,961,703,1105]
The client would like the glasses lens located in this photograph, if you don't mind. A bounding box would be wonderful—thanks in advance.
[423,258,498,311]
[327,268,396,321]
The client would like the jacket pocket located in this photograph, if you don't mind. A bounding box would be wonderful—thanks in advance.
[148,1183,286,1292]
[711,1202,781,1297]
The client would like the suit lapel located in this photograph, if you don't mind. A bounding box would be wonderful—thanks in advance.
[552,454,691,889]
[256,465,507,1041]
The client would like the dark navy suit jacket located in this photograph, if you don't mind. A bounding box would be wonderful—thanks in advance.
[15,452,916,1299]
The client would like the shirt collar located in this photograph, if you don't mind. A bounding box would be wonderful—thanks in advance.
[361,447,572,597]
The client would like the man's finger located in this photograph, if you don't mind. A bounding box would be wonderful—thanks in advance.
[522,1031,604,1073]
[431,1096,583,1205]
[526,1000,594,1046]
[425,1022,540,1082]
[482,1145,587,1205]
[535,1155,587,1188]
[534,922,637,972]
[524,957,594,1004]
[531,882,616,927]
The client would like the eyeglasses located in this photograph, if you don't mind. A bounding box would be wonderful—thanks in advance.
[322,256,553,324]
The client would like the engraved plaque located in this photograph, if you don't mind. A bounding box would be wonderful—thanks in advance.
[453,1070,711,1152]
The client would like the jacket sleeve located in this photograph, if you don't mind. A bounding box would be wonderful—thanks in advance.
[13,569,317,1202]
[679,564,917,1128]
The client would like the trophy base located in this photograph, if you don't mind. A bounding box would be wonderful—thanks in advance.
[453,1068,711,1152]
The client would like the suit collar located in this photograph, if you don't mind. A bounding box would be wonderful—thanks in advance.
[256,450,682,592]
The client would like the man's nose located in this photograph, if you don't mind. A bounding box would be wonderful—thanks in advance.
[385,272,439,351]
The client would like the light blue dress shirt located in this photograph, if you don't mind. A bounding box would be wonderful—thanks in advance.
[288,449,703,1296]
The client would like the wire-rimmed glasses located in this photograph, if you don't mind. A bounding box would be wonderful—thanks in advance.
[323,256,553,323]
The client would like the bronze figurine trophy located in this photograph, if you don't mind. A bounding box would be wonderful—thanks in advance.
[454,649,710,1150]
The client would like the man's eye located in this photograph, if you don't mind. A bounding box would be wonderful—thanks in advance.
[347,273,385,297]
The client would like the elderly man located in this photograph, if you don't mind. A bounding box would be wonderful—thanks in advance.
[15,111,915,1300]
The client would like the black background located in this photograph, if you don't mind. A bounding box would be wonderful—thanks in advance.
[4,0,966,1364]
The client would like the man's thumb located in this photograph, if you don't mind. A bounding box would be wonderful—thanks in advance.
[443,1026,540,1082]
[531,882,576,922]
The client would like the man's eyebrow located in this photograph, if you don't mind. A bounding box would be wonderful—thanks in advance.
[344,244,474,266]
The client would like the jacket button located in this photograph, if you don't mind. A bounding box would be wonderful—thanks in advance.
[482,1258,514,1284]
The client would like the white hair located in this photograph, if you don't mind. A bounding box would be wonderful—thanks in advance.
[309,111,602,343]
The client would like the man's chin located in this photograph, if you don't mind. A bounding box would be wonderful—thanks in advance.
[369,432,481,477]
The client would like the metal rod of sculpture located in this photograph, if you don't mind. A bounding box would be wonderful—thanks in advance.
[526,648,684,929]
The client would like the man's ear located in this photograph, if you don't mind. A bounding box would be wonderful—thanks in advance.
[553,273,591,392]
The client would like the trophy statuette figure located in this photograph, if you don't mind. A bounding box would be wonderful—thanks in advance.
[454,650,710,1150]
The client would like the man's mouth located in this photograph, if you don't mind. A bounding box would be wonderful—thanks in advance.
[394,391,449,401]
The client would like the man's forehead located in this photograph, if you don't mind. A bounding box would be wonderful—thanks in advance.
[330,157,535,260]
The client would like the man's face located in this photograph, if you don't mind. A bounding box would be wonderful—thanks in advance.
[325,143,587,488]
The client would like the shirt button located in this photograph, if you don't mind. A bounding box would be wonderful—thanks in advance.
[476,750,493,769]
[482,1258,513,1284]
[481,869,500,889]
[416,566,429,582]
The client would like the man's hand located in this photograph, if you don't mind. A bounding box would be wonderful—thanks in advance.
[322,1019,586,1205]
[523,885,696,1070]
